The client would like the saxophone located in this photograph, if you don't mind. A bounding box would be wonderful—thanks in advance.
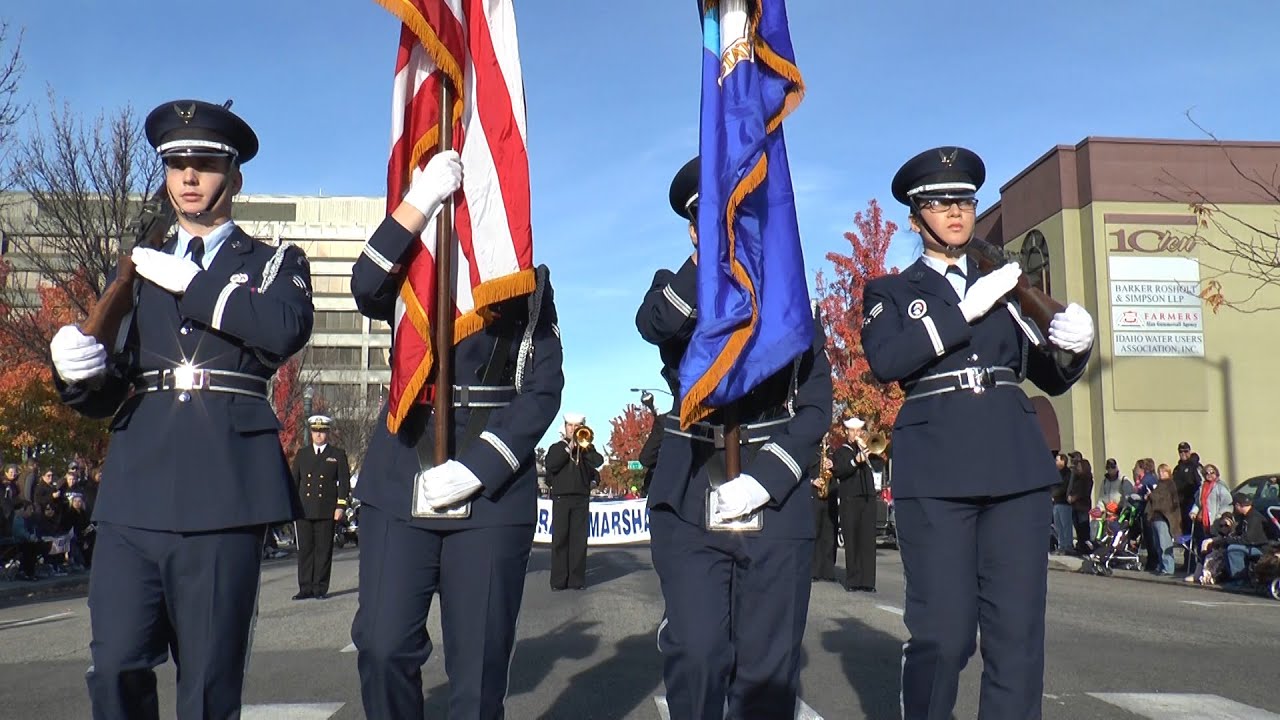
[816,434,833,499]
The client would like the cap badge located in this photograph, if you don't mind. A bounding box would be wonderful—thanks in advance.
[938,148,958,166]
[174,103,196,123]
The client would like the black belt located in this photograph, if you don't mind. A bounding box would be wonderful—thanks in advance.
[903,366,1018,401]
[663,414,790,446]
[452,385,516,408]
[134,367,269,401]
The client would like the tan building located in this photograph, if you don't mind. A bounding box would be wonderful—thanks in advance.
[1,193,390,429]
[976,137,1280,484]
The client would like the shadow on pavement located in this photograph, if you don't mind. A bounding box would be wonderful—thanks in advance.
[820,616,905,720]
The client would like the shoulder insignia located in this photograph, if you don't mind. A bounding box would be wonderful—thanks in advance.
[907,299,928,319]
[230,272,249,285]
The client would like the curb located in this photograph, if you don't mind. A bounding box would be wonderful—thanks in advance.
[1048,554,1272,599]
[0,575,91,605]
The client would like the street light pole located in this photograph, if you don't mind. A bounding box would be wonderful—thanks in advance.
[302,386,315,447]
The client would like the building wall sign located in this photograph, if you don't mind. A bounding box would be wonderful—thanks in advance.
[1107,255,1205,357]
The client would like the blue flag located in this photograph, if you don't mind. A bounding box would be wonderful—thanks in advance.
[679,0,811,427]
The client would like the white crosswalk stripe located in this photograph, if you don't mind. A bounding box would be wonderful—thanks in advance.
[1089,693,1280,719]
[240,703,345,719]
[654,695,823,719]
[875,604,905,616]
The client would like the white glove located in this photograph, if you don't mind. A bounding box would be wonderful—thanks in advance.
[1048,302,1094,354]
[50,325,107,383]
[403,150,463,217]
[711,474,771,522]
[131,247,201,295]
[958,262,1021,322]
[421,459,483,509]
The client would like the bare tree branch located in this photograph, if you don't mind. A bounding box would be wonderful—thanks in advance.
[0,93,162,359]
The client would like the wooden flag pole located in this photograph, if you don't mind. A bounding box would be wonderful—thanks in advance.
[432,79,456,465]
[723,404,741,479]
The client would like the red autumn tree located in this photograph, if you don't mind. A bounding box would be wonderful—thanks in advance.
[814,199,906,434]
[0,259,111,465]
[597,402,655,495]
[270,354,306,459]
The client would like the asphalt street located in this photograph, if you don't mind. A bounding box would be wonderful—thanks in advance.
[1,544,1277,719]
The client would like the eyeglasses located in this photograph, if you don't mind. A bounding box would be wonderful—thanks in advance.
[918,198,978,214]
[1207,470,1219,476]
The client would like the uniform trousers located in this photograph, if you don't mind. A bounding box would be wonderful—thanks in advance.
[839,492,877,589]
[86,522,266,720]
[650,508,813,720]
[351,503,532,720]
[550,494,589,589]
[810,493,837,580]
[295,517,335,596]
[896,487,1050,720]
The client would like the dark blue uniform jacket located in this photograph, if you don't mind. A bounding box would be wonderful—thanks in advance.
[862,255,1091,500]
[57,228,314,532]
[350,217,563,530]
[636,257,833,539]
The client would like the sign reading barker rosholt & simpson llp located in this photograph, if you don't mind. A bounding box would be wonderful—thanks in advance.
[1108,255,1205,357]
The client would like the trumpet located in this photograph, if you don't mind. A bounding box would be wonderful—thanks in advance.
[865,431,889,457]
[573,425,594,449]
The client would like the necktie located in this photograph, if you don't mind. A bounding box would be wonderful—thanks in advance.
[945,265,966,300]
[188,237,205,269]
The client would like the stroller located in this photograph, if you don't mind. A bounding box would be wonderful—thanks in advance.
[1086,502,1143,575]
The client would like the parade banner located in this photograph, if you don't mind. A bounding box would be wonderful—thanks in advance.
[532,498,651,545]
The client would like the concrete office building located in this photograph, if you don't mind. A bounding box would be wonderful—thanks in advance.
[976,137,1280,482]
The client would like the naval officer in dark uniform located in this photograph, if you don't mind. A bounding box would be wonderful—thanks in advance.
[290,414,351,600]
[544,412,604,590]
[637,157,833,720]
[49,99,313,719]
[862,147,1094,720]
[832,416,877,592]
[348,149,564,719]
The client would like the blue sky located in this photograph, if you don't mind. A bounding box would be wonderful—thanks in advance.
[7,1,1279,451]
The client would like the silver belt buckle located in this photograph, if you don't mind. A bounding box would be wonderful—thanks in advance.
[410,462,472,519]
[961,367,988,395]
[168,365,208,391]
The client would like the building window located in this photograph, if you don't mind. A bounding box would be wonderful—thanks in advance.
[368,347,389,368]
[304,346,363,368]
[311,275,351,296]
[314,382,361,410]
[314,311,363,332]
[367,383,388,405]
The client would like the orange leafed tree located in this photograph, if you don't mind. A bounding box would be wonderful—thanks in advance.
[0,260,110,465]
[597,403,655,495]
[814,199,905,435]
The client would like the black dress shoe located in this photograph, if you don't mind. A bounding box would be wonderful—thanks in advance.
[292,592,312,601]
[314,593,329,600]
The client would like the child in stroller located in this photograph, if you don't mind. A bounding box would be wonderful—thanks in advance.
[1087,501,1143,575]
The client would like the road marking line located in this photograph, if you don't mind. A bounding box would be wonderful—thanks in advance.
[654,696,823,719]
[240,703,345,719]
[340,643,357,653]
[1089,693,1280,719]
[0,611,75,630]
[875,604,905,616]
[1180,600,1275,608]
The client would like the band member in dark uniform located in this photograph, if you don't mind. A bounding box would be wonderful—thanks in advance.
[808,445,837,582]
[862,147,1094,719]
[347,149,564,719]
[50,99,313,719]
[833,416,877,592]
[637,157,833,719]
[544,412,603,590]
[291,414,351,600]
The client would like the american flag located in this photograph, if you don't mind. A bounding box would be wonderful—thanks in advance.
[377,0,535,433]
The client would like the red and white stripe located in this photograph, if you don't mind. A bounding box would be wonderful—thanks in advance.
[380,0,533,431]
